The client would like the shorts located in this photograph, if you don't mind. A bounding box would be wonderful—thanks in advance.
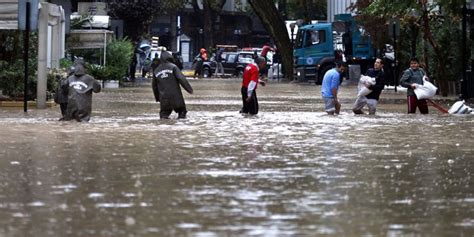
[323,97,336,113]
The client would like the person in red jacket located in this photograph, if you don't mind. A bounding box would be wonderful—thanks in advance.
[240,56,267,115]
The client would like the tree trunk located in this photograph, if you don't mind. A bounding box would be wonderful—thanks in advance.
[203,0,214,50]
[421,5,448,96]
[249,0,294,80]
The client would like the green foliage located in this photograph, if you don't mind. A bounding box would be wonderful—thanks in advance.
[60,58,74,69]
[353,0,470,95]
[108,0,187,40]
[0,31,39,100]
[106,38,133,76]
[286,0,326,21]
[86,38,133,81]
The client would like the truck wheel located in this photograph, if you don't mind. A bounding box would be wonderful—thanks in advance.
[202,67,211,78]
[317,65,332,85]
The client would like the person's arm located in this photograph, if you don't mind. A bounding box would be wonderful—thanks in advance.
[247,80,257,97]
[246,68,259,102]
[331,75,341,114]
[369,72,385,91]
[399,70,414,88]
[330,74,339,101]
[175,66,193,94]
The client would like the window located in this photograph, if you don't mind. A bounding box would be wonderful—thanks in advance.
[237,54,253,64]
[305,30,326,47]
[294,30,304,49]
[227,54,237,63]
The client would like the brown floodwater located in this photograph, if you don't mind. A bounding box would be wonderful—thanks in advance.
[0,79,472,236]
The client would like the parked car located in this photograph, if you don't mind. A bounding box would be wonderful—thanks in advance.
[198,51,256,78]
[150,48,183,69]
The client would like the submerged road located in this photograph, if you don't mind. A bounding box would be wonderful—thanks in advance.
[0,79,472,236]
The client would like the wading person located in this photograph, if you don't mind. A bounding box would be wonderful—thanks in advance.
[352,58,385,115]
[54,66,75,120]
[61,61,101,122]
[214,47,224,77]
[321,61,347,115]
[400,57,429,114]
[240,56,267,115]
[152,51,193,119]
[194,48,208,78]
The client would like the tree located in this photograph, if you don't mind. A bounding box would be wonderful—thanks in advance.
[248,0,294,80]
[352,0,466,96]
[286,0,326,23]
[191,0,227,50]
[108,0,187,41]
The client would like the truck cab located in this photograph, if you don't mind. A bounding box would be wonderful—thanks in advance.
[294,14,374,84]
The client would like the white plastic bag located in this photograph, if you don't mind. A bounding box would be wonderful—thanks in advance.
[448,100,473,114]
[414,77,437,99]
[357,75,376,97]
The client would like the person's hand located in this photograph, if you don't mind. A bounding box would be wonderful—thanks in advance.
[334,99,341,114]
[411,83,417,89]
[246,97,252,103]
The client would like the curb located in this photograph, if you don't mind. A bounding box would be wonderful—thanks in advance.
[0,100,56,108]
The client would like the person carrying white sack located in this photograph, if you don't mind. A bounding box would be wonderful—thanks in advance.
[400,57,431,114]
[352,58,385,115]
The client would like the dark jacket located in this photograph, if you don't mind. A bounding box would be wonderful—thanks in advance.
[215,48,224,63]
[152,51,193,110]
[54,76,69,104]
[365,68,385,100]
[400,68,425,96]
[62,64,101,122]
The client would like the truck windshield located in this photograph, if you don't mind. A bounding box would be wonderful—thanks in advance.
[294,29,326,49]
[294,30,304,49]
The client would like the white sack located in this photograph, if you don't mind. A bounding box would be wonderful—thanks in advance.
[357,75,376,97]
[448,100,473,114]
[414,78,437,99]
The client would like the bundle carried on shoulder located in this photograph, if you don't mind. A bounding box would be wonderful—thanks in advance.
[414,76,437,99]
[357,75,376,97]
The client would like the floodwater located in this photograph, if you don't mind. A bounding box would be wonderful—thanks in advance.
[0,79,472,236]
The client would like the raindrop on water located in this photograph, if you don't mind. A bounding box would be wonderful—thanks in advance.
[125,216,136,226]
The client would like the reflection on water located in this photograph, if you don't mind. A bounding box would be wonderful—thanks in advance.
[0,79,472,236]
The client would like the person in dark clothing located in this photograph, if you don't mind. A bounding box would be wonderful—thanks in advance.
[54,66,75,120]
[214,47,224,76]
[61,61,101,122]
[240,56,267,115]
[194,48,208,78]
[352,58,385,115]
[151,53,160,74]
[129,54,137,81]
[400,57,429,114]
[152,51,193,119]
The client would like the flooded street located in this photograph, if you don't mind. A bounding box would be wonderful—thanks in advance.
[0,79,473,236]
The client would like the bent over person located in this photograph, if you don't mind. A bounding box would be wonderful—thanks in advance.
[152,51,193,119]
[321,61,347,115]
[240,56,267,115]
[62,62,101,122]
